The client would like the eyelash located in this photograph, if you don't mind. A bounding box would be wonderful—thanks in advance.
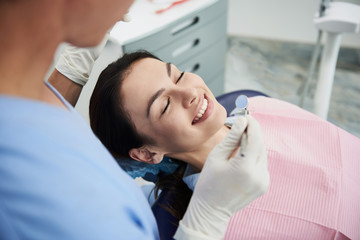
[176,71,185,84]
[162,98,170,115]
[161,71,185,115]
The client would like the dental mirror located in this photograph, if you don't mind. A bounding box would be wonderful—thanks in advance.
[235,95,248,113]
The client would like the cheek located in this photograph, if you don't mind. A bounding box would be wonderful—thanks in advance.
[185,73,206,86]
[149,103,226,152]
[159,116,188,139]
[152,118,194,149]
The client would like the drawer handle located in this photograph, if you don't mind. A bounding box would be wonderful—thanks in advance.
[171,16,199,35]
[185,63,200,73]
[191,63,200,72]
[172,39,200,57]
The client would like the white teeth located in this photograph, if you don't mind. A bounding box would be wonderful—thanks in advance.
[193,99,208,123]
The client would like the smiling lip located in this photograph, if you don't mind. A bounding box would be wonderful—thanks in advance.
[192,95,213,125]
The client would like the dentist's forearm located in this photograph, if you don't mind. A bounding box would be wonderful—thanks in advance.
[48,69,83,106]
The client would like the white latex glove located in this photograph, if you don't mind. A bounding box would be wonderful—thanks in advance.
[174,115,269,240]
[55,34,109,86]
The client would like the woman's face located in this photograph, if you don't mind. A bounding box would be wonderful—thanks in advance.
[121,58,227,155]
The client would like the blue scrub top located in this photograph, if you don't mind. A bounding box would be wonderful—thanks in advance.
[0,84,159,239]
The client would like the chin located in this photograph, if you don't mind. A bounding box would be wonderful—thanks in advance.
[210,105,227,132]
[217,104,227,122]
[66,32,106,48]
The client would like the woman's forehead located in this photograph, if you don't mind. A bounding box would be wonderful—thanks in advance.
[121,58,167,115]
[133,57,164,71]
[124,58,165,89]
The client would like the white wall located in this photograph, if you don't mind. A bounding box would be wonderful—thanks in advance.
[227,0,360,48]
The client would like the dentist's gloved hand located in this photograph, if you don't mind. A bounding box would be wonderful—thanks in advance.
[55,34,109,86]
[174,115,269,240]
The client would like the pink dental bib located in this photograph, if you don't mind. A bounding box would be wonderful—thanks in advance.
[225,97,360,240]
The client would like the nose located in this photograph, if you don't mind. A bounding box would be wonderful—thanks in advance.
[172,87,197,108]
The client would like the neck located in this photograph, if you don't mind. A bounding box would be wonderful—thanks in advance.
[170,125,230,171]
[0,1,65,106]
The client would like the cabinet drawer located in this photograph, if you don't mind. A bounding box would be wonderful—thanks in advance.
[152,15,227,65]
[176,36,227,85]
[122,0,228,53]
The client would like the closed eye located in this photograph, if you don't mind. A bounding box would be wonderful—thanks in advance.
[161,71,184,116]
[176,71,185,84]
[162,98,170,115]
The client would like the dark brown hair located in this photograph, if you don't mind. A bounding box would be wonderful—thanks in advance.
[89,51,158,159]
[89,50,192,225]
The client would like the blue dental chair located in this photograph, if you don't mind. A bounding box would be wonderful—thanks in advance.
[152,89,269,240]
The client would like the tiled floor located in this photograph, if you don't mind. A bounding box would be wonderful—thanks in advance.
[225,36,360,138]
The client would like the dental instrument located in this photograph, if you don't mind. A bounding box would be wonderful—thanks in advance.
[234,95,249,116]
[226,95,249,157]
[236,95,248,157]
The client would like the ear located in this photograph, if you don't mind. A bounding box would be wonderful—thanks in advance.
[129,146,165,164]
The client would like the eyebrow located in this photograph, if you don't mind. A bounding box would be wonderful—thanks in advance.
[146,62,171,117]
[166,62,171,77]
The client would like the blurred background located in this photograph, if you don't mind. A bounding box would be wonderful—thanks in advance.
[226,0,360,137]
[68,0,360,137]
